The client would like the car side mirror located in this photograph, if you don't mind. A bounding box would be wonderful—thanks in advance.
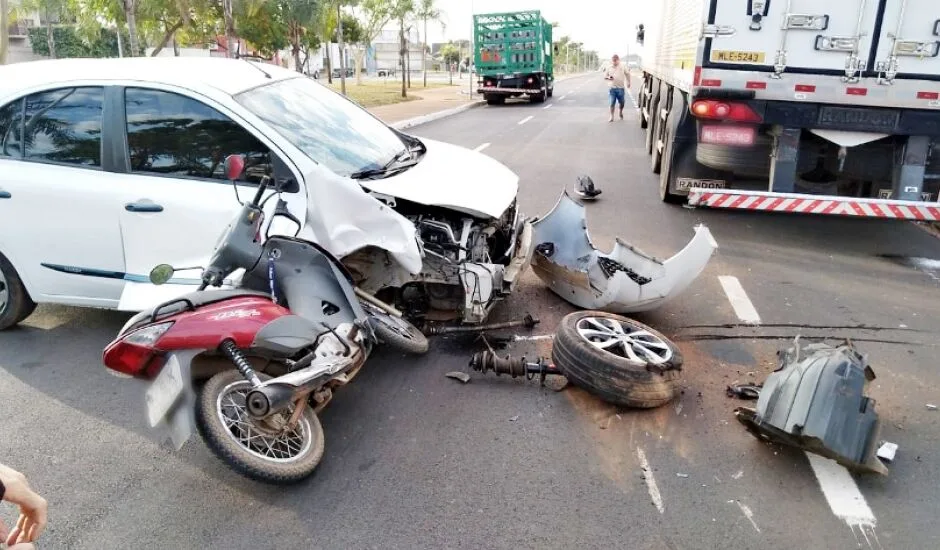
[224,154,246,181]
[150,264,175,285]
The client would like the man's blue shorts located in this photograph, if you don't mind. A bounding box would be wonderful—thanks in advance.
[609,87,626,107]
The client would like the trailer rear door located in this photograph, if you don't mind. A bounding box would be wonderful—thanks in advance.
[871,0,940,82]
[704,0,883,79]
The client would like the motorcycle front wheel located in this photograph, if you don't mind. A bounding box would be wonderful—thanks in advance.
[195,370,325,484]
[360,301,429,355]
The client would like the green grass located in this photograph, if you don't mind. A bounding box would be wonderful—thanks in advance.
[324,80,453,108]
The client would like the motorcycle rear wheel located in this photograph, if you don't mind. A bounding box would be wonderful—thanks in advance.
[195,370,325,484]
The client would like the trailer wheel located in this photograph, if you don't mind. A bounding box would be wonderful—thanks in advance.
[696,135,772,179]
[644,79,660,157]
[651,86,670,175]
[530,92,546,103]
[638,76,650,130]
[658,93,686,204]
[547,87,554,98]
[552,311,682,409]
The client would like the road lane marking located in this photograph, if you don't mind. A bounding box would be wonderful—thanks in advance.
[806,453,881,548]
[473,142,490,152]
[636,447,664,514]
[733,500,761,533]
[559,94,568,100]
[718,276,761,325]
[518,115,533,125]
[543,103,553,109]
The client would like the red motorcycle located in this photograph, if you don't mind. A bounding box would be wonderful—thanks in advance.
[103,155,426,484]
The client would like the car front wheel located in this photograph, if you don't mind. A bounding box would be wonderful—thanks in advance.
[0,251,37,330]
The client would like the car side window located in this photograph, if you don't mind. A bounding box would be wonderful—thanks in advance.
[0,99,24,158]
[124,88,272,185]
[23,87,104,167]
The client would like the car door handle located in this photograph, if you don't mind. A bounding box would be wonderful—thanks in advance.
[0,190,11,199]
[125,201,164,213]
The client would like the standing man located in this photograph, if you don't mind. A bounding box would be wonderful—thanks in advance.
[604,54,631,122]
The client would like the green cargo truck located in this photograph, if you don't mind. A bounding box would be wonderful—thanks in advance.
[474,10,554,104]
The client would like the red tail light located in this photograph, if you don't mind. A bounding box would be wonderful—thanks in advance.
[103,322,173,377]
[690,99,762,122]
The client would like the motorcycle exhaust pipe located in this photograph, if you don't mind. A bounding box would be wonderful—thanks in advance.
[245,357,355,418]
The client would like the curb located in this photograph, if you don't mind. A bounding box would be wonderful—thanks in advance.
[390,100,486,130]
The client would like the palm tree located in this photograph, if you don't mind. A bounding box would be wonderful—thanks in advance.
[0,0,8,64]
[414,0,441,87]
[390,0,414,98]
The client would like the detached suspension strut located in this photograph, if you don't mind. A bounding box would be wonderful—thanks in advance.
[220,339,262,387]
[468,350,562,386]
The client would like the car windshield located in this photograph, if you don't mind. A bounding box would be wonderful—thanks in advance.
[234,76,406,176]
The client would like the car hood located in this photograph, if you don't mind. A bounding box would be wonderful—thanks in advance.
[360,137,519,219]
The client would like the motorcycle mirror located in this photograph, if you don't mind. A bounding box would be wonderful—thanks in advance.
[149,264,175,286]
[223,154,246,181]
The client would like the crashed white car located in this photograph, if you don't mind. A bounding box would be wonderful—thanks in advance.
[0,57,531,330]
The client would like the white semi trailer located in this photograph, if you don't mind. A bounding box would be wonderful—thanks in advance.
[635,0,940,220]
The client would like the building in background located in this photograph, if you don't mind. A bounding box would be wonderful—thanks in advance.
[4,2,43,64]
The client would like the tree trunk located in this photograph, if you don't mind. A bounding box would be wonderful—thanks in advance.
[399,22,406,98]
[336,2,346,95]
[151,20,183,57]
[0,0,9,65]
[45,10,56,59]
[406,30,411,88]
[354,47,365,85]
[325,47,333,83]
[222,0,235,58]
[422,18,428,87]
[125,0,140,57]
[173,34,179,56]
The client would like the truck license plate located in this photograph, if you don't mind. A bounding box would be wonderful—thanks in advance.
[711,50,766,63]
[701,125,756,146]
[145,354,184,428]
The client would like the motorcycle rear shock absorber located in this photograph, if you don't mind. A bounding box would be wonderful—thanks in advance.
[220,339,262,387]
[468,350,561,386]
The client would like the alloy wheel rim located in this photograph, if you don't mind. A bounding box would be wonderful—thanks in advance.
[0,268,8,315]
[575,316,673,365]
[216,381,314,463]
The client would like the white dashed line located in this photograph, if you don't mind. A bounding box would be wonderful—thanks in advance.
[559,94,568,100]
[636,447,664,514]
[806,453,880,547]
[717,276,761,325]
[518,115,533,125]
[543,103,553,109]
[733,501,761,533]
[473,142,490,152]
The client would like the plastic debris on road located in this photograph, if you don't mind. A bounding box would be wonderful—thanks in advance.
[445,371,471,383]
[735,336,889,475]
[530,190,717,313]
[877,441,898,463]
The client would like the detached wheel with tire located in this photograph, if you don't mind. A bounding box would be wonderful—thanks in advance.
[196,370,326,484]
[0,251,37,330]
[361,301,429,355]
[552,311,682,409]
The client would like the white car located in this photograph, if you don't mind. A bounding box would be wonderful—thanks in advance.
[0,57,530,330]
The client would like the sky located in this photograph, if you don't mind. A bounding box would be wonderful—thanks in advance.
[420,0,640,59]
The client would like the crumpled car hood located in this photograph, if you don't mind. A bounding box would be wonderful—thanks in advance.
[361,138,520,219]
[529,190,717,313]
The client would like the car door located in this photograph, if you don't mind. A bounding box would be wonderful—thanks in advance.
[0,86,127,307]
[114,85,306,311]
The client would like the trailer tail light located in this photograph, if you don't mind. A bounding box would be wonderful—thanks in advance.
[103,322,173,377]
[918,91,939,100]
[690,99,762,122]
[527,77,534,84]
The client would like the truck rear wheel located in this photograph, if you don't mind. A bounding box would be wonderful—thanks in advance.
[645,79,661,157]
[485,93,505,105]
[530,92,546,103]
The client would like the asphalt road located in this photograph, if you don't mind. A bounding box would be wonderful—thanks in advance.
[2,74,939,549]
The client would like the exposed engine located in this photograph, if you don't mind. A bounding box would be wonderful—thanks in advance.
[343,194,525,325]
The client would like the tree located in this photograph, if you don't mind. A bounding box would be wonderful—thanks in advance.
[282,0,319,71]
[389,0,413,98]
[414,0,441,87]
[0,0,8,64]
[236,0,288,57]
[350,0,391,85]
[123,0,140,56]
[18,0,72,58]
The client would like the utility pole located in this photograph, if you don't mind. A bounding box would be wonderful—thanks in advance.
[469,0,474,97]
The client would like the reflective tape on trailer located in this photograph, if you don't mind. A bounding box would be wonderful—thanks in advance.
[687,190,940,220]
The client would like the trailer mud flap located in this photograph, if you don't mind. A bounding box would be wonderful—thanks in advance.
[529,190,717,313]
